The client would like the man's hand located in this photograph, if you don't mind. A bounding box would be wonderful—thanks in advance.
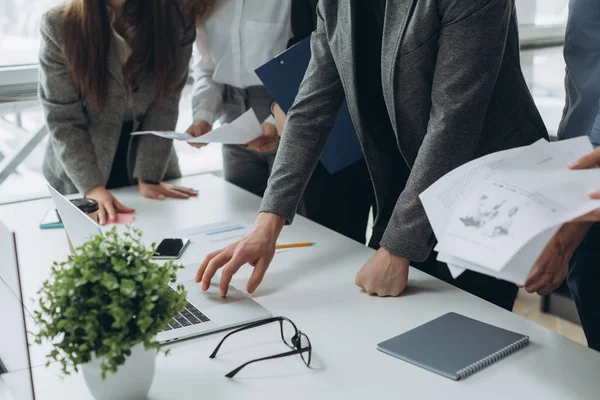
[186,120,212,149]
[86,186,135,225]
[138,179,198,200]
[195,213,286,297]
[245,122,279,152]
[272,102,287,137]
[355,248,409,297]
[569,147,600,221]
[525,222,592,296]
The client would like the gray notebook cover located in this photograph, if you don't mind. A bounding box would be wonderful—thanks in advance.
[377,312,529,380]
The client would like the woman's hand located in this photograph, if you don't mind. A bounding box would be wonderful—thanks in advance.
[186,120,212,149]
[86,186,135,225]
[245,122,279,152]
[138,179,198,200]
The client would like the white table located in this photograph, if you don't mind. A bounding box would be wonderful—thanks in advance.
[1,174,598,400]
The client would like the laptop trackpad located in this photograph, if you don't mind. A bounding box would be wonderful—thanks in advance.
[177,281,247,310]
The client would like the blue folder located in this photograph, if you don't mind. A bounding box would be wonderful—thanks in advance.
[255,38,364,174]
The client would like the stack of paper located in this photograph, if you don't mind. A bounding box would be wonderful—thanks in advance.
[131,109,263,145]
[420,137,600,285]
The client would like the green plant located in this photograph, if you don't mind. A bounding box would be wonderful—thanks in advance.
[34,227,187,379]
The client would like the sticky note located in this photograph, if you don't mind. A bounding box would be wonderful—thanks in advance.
[108,213,135,224]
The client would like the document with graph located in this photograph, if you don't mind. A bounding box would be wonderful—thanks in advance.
[420,136,600,284]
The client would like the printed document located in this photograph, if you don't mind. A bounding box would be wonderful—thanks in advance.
[420,136,599,284]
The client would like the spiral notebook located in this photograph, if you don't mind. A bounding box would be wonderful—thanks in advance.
[377,312,529,380]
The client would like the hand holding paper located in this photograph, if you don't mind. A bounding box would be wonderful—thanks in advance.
[420,137,600,286]
[132,109,263,145]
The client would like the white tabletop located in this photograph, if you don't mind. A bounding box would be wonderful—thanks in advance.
[0,174,598,400]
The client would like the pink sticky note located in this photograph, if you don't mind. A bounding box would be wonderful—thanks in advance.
[107,213,135,224]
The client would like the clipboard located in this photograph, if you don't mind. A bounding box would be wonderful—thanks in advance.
[255,38,364,174]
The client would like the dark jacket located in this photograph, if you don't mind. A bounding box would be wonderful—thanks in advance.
[289,0,319,47]
[260,0,548,262]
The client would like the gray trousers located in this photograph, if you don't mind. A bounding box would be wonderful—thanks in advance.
[221,85,276,197]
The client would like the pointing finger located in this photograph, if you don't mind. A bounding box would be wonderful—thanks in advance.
[220,255,248,297]
[196,249,222,283]
[202,250,232,291]
[246,257,269,294]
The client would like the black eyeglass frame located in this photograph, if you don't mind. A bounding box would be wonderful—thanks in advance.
[209,316,312,378]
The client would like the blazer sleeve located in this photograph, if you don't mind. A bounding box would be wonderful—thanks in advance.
[559,0,600,146]
[380,0,514,261]
[134,42,192,183]
[38,13,105,195]
[259,2,345,222]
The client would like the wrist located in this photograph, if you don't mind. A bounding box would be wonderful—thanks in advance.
[380,246,409,263]
[559,222,593,253]
[255,212,285,235]
[85,185,105,197]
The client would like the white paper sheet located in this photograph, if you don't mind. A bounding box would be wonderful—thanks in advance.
[437,168,600,272]
[131,131,193,141]
[132,109,262,144]
[437,227,558,286]
[420,136,597,283]
[420,141,536,278]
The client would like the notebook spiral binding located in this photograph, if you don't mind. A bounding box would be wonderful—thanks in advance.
[456,336,530,380]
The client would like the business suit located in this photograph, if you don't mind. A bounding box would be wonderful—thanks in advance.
[288,0,376,245]
[39,4,191,195]
[557,0,600,351]
[261,0,547,309]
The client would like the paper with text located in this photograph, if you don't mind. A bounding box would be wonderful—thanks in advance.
[420,136,597,282]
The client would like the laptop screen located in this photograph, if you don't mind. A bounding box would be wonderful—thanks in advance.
[47,184,102,250]
[0,222,35,400]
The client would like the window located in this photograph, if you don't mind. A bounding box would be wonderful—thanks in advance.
[517,0,568,27]
[0,0,57,67]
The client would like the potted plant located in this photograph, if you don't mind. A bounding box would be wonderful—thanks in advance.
[34,227,187,400]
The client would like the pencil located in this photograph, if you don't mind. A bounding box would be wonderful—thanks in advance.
[276,242,314,250]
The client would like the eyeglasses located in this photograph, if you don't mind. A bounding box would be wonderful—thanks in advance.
[210,316,312,378]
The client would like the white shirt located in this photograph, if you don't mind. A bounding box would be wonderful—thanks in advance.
[191,0,293,124]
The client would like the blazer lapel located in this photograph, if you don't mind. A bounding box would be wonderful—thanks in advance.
[336,0,358,114]
[106,36,127,87]
[104,36,128,126]
[382,0,416,135]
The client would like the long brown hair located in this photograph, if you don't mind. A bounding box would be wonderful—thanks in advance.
[62,0,210,110]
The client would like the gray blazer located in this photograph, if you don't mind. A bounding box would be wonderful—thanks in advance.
[260,0,548,262]
[39,3,192,195]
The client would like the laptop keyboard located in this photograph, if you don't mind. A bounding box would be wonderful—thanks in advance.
[159,301,211,332]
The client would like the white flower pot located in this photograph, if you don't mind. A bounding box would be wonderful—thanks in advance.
[82,342,157,400]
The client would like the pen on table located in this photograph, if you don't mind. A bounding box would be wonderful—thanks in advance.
[275,242,314,250]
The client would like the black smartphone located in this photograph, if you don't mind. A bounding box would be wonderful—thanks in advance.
[153,238,190,259]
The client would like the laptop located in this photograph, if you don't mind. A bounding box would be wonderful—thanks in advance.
[0,221,36,400]
[47,185,272,344]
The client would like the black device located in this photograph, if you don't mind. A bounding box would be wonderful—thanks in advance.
[153,238,190,259]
